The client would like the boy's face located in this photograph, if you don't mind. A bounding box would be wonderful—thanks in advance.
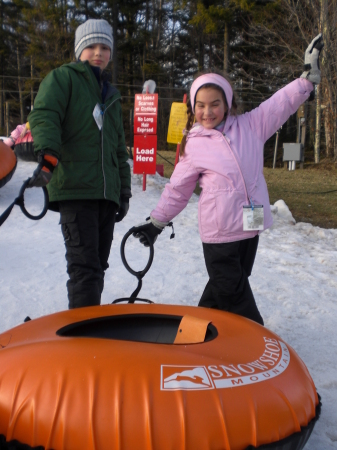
[80,44,110,70]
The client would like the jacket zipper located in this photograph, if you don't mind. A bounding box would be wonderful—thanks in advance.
[100,98,119,198]
[221,134,252,206]
[85,63,120,199]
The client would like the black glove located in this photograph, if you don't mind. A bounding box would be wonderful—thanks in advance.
[28,152,58,188]
[115,188,132,223]
[115,197,130,223]
[300,34,324,85]
[132,216,167,247]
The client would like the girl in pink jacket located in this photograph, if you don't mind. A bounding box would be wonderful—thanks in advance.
[133,35,323,325]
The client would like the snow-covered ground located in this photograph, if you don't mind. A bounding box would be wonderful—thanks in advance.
[1,160,336,449]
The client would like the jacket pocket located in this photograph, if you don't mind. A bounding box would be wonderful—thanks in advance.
[199,191,217,239]
[215,190,244,236]
[56,160,100,190]
[111,151,119,169]
[59,212,81,246]
[61,143,100,162]
[106,157,121,196]
[199,190,244,239]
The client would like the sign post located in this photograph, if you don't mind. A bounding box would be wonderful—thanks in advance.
[133,92,158,190]
[167,94,187,167]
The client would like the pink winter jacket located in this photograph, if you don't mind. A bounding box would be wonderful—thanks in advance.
[151,78,313,243]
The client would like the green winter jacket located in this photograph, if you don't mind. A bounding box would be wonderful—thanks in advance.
[28,61,131,210]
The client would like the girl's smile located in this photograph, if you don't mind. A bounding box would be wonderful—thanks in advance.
[195,87,227,129]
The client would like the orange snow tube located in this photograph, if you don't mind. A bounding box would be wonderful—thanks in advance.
[0,304,320,450]
[0,141,17,188]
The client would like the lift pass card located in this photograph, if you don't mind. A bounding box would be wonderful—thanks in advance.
[93,103,103,130]
[243,206,264,231]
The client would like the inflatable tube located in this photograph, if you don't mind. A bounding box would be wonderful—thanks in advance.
[0,304,320,450]
[0,141,17,189]
[13,131,37,162]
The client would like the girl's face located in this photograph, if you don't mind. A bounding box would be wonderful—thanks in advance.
[194,87,227,129]
[80,44,110,70]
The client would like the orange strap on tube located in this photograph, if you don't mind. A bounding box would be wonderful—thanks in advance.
[174,315,211,344]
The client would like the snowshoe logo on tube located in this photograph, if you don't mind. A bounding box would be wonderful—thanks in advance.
[161,366,214,390]
[161,338,290,391]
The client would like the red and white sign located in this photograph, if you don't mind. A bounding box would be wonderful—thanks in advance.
[133,135,157,175]
[134,94,158,135]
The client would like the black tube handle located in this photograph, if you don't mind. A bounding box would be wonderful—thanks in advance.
[0,177,49,227]
[112,227,154,304]
[17,178,49,221]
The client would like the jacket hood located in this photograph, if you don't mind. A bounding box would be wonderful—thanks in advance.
[63,60,89,73]
[62,61,120,100]
[62,61,110,78]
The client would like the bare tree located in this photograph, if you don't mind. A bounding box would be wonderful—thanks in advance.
[236,0,337,163]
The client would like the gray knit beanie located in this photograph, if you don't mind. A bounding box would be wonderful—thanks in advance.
[75,19,113,60]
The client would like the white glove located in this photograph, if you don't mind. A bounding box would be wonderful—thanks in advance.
[300,34,324,85]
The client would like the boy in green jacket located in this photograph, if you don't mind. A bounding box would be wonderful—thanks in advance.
[28,19,131,309]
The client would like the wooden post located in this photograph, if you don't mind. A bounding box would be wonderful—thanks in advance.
[296,106,302,169]
[174,143,180,167]
[300,103,307,169]
[272,129,280,169]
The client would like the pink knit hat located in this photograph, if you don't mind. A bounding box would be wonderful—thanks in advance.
[190,73,233,113]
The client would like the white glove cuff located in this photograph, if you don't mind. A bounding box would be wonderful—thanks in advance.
[150,215,169,230]
[300,71,321,85]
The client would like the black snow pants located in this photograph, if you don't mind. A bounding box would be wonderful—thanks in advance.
[59,199,118,309]
[198,236,264,325]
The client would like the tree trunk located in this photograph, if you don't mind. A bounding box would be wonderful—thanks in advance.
[224,22,229,73]
[324,105,332,158]
[314,85,321,163]
[113,0,118,85]
[30,56,34,111]
[5,101,9,136]
[17,44,24,123]
[0,0,3,130]
[314,0,326,163]
[156,0,162,53]
[0,78,3,131]
[334,103,337,162]
[320,0,331,159]
[170,0,176,86]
